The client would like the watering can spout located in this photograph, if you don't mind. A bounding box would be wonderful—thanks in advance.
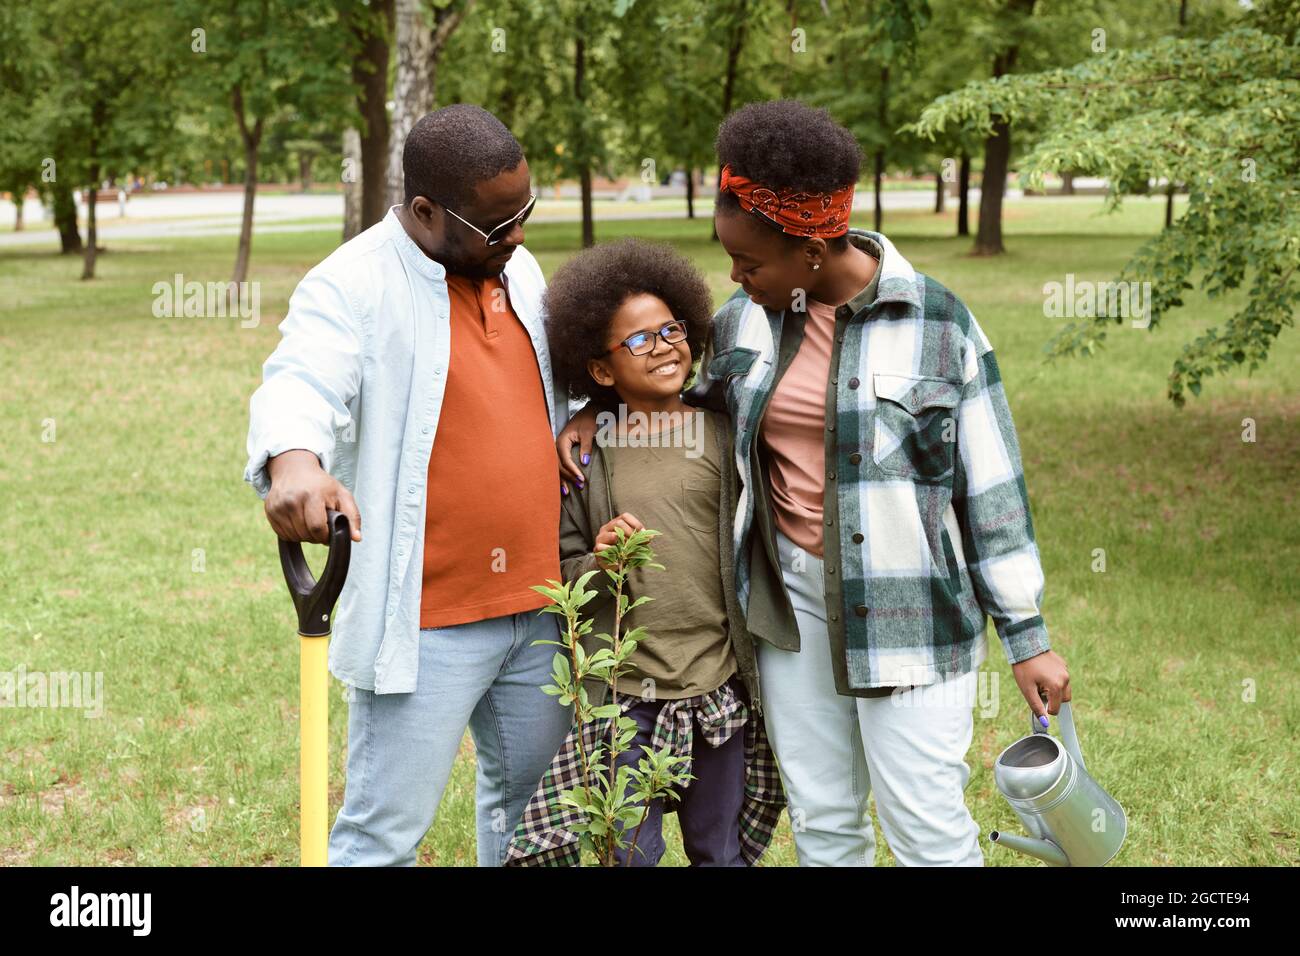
[988,830,1070,867]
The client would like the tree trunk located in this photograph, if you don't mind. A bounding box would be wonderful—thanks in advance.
[53,182,82,253]
[934,169,946,213]
[385,0,473,208]
[427,1,473,107]
[1165,184,1175,228]
[343,128,364,242]
[387,0,433,208]
[11,191,23,231]
[352,0,393,228]
[299,154,312,192]
[575,34,593,248]
[957,151,970,236]
[974,0,1035,255]
[873,150,883,232]
[232,138,259,287]
[685,165,695,218]
[974,118,1011,255]
[231,83,264,288]
[81,178,98,280]
[711,0,749,242]
[1061,170,1074,194]
[874,65,888,232]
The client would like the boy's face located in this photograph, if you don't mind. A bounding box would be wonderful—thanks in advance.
[715,207,825,311]
[586,293,693,405]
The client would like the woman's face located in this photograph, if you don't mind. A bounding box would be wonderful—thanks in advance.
[586,293,693,403]
[715,208,821,311]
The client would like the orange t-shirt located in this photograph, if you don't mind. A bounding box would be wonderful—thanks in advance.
[419,273,560,628]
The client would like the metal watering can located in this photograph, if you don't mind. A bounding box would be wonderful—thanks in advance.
[988,701,1126,866]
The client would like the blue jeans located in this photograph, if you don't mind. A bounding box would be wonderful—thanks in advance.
[327,608,573,866]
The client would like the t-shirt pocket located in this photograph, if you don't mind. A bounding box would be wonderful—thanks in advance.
[681,477,720,535]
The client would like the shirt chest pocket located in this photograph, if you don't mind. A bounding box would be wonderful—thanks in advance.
[871,372,963,484]
[681,477,720,535]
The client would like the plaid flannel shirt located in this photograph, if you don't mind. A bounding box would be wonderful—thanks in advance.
[685,229,1051,696]
[504,679,785,866]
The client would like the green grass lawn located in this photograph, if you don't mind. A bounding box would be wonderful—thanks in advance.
[0,196,1296,866]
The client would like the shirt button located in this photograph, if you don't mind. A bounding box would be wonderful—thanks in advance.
[831,378,838,386]
[852,532,864,544]
[849,452,862,465]
[826,424,835,432]
[855,604,869,617]
[434,366,444,376]
[830,613,839,622]
[825,517,833,526]
[826,566,835,575]
[849,377,860,389]
[422,426,430,434]
[827,471,836,481]
[409,485,416,495]
[397,547,405,556]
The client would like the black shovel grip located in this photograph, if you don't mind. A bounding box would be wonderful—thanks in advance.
[279,509,352,636]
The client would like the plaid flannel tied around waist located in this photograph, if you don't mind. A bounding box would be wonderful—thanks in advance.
[504,679,785,866]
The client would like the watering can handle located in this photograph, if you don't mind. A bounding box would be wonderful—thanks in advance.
[279,510,352,637]
[1030,699,1087,773]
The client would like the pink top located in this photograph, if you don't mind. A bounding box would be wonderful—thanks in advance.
[759,299,838,558]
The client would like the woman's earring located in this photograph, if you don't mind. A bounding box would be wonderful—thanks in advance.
[812,263,820,271]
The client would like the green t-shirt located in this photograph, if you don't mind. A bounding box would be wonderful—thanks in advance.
[604,407,736,700]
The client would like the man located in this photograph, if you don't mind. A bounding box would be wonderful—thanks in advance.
[243,105,574,866]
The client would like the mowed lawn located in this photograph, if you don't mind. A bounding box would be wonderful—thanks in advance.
[0,196,1296,866]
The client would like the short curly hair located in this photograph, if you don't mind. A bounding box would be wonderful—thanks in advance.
[715,99,862,249]
[403,104,523,207]
[544,238,713,410]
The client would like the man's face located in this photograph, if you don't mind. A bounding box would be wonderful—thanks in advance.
[408,158,533,279]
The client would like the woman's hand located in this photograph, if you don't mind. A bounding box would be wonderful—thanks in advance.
[593,512,644,568]
[1010,650,1071,725]
[556,404,600,495]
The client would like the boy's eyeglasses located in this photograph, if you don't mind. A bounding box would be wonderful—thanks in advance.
[439,193,537,246]
[606,320,688,357]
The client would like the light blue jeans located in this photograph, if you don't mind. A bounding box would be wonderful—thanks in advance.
[327,607,573,866]
[757,528,984,866]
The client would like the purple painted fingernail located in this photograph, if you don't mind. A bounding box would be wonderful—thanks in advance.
[1038,715,1049,727]
[562,485,568,496]
[581,453,590,465]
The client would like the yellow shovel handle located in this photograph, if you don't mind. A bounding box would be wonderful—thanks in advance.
[300,632,330,866]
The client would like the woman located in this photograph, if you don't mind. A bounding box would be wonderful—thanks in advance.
[557,99,1070,866]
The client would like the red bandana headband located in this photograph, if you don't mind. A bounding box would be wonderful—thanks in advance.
[718,163,854,238]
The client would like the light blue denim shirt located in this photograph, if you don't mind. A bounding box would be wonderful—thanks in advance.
[244,206,574,694]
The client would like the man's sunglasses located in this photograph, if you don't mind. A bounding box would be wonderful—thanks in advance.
[438,193,537,246]
[606,320,688,357]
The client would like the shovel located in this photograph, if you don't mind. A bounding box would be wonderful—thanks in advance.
[279,509,352,866]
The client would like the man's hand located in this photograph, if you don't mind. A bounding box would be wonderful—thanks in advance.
[1011,649,1071,723]
[593,512,644,568]
[556,405,600,494]
[264,449,363,544]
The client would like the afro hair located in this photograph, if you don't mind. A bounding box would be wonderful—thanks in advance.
[714,99,863,247]
[543,238,714,411]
